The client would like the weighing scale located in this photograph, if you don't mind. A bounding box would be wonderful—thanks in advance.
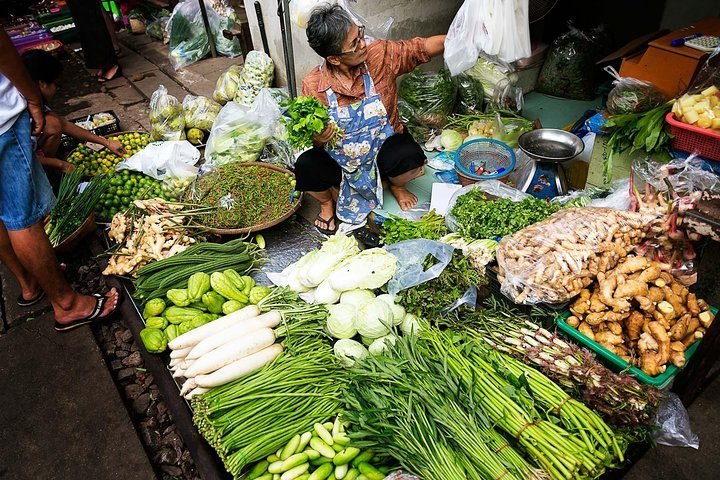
[517,129,585,199]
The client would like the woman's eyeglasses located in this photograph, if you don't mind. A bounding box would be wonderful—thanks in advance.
[339,25,366,55]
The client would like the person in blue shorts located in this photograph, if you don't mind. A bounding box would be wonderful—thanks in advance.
[0,30,120,331]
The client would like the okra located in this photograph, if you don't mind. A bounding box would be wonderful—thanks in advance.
[314,423,335,445]
[310,437,336,458]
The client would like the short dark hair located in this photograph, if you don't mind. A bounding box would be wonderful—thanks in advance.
[21,49,63,84]
[306,4,354,58]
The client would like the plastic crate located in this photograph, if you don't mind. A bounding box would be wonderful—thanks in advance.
[60,111,120,151]
[666,112,720,161]
[556,308,716,389]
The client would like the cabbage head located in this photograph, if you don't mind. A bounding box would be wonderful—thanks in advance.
[334,339,368,368]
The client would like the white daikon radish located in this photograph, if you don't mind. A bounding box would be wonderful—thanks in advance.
[184,327,276,378]
[172,368,186,378]
[185,311,282,361]
[185,387,210,400]
[168,305,261,350]
[178,360,191,370]
[169,358,182,367]
[195,344,283,388]
[170,346,192,359]
[180,378,197,396]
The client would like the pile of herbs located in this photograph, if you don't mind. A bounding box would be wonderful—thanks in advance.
[602,102,673,182]
[397,250,485,320]
[450,190,560,239]
[281,96,341,150]
[398,68,458,141]
[381,210,448,245]
[189,164,299,229]
[45,169,110,247]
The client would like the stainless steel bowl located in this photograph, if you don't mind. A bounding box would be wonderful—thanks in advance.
[518,128,585,164]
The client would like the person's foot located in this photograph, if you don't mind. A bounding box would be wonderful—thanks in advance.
[54,288,121,326]
[315,201,337,234]
[389,185,418,211]
[98,65,122,83]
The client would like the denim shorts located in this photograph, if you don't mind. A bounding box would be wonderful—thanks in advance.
[0,112,56,230]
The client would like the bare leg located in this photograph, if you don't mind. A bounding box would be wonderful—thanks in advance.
[38,112,62,158]
[0,223,40,301]
[388,165,425,210]
[7,222,119,323]
[306,189,337,231]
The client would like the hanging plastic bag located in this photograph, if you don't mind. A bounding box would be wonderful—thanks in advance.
[605,66,666,115]
[234,51,275,106]
[398,68,458,141]
[489,78,524,113]
[536,24,611,100]
[205,89,282,166]
[464,54,519,103]
[652,393,699,449]
[455,74,484,114]
[116,140,200,180]
[291,0,394,39]
[149,85,186,141]
[213,65,243,104]
[686,45,720,94]
[384,240,454,296]
[182,95,221,132]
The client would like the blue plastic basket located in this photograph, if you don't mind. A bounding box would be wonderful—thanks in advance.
[454,139,516,182]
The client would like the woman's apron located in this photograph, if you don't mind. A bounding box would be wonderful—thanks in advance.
[324,64,394,225]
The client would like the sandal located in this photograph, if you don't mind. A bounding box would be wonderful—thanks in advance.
[54,290,123,332]
[315,214,338,235]
[17,291,45,307]
[97,65,123,83]
[352,226,381,248]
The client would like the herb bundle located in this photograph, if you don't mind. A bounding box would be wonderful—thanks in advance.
[281,96,342,150]
[380,210,448,245]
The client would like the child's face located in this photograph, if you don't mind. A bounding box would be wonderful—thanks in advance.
[39,80,57,101]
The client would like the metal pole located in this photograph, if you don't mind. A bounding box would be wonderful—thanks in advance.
[255,1,270,55]
[197,0,218,58]
[277,0,297,98]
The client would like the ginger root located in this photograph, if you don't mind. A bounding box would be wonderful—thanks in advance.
[625,311,646,340]
[578,322,595,341]
[699,310,715,328]
[687,293,700,316]
[566,315,580,328]
[614,280,649,300]
[595,331,624,346]
[669,314,691,341]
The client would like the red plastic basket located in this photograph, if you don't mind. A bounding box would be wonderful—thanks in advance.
[666,112,720,161]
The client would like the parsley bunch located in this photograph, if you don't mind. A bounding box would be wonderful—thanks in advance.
[281,96,341,150]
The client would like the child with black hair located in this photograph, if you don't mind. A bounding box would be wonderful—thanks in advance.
[21,49,125,174]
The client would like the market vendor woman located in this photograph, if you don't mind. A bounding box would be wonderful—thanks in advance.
[296,4,445,235]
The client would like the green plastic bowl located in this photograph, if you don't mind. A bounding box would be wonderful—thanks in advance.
[555,308,716,389]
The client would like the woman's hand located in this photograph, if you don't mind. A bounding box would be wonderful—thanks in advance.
[61,161,77,173]
[104,138,126,156]
[314,124,337,146]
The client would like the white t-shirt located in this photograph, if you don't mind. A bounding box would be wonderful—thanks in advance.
[0,73,27,136]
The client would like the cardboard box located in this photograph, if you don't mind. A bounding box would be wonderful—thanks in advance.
[600,17,720,98]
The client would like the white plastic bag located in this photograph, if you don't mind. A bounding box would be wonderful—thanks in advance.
[653,393,699,449]
[291,0,394,39]
[384,239,454,296]
[116,140,200,180]
[205,89,282,166]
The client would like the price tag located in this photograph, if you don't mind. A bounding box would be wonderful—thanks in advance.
[85,141,104,151]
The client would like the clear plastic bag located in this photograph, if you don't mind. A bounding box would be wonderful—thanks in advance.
[536,24,611,100]
[383,472,420,480]
[167,1,210,69]
[455,73,484,115]
[489,78,524,113]
[213,65,243,104]
[445,180,530,232]
[550,179,631,210]
[204,89,282,166]
[384,239,454,296]
[398,68,458,141]
[652,392,699,449]
[149,85,185,141]
[116,140,200,180]
[146,16,170,43]
[234,51,275,106]
[291,0,394,39]
[465,54,518,103]
[496,208,660,304]
[182,95,221,132]
[632,154,720,197]
[686,44,720,95]
[605,66,666,115]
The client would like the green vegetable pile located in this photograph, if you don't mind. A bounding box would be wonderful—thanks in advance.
[138,269,272,354]
[95,169,177,221]
[190,164,299,229]
[133,238,265,301]
[67,132,149,176]
[281,96,341,150]
[380,210,447,245]
[450,190,560,239]
[603,102,672,183]
[398,251,486,320]
[398,68,458,141]
[45,170,110,246]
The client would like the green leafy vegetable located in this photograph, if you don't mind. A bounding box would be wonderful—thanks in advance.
[398,68,457,141]
[281,96,341,150]
[450,190,560,239]
[381,210,448,245]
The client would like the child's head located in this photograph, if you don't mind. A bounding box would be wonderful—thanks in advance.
[21,49,63,102]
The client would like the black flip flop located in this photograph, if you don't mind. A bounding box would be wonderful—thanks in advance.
[54,290,122,332]
[352,227,381,248]
[17,291,45,307]
[315,214,338,235]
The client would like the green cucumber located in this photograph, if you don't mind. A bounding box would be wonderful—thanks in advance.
[303,449,321,460]
[308,463,334,480]
[335,464,349,479]
[333,447,360,466]
[296,431,313,453]
[314,423,335,445]
[351,451,373,468]
[357,463,384,480]
[310,438,335,458]
[281,435,301,460]
[344,469,359,480]
[280,463,309,480]
[248,460,270,479]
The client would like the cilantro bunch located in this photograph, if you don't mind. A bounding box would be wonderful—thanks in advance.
[281,96,341,150]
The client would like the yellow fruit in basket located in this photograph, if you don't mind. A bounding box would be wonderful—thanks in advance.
[684,110,700,125]
[694,101,710,113]
[709,95,719,107]
[712,118,720,130]
[702,85,719,97]
[697,114,712,129]
[679,96,695,110]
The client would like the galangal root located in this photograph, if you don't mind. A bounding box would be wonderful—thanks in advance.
[567,254,715,376]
